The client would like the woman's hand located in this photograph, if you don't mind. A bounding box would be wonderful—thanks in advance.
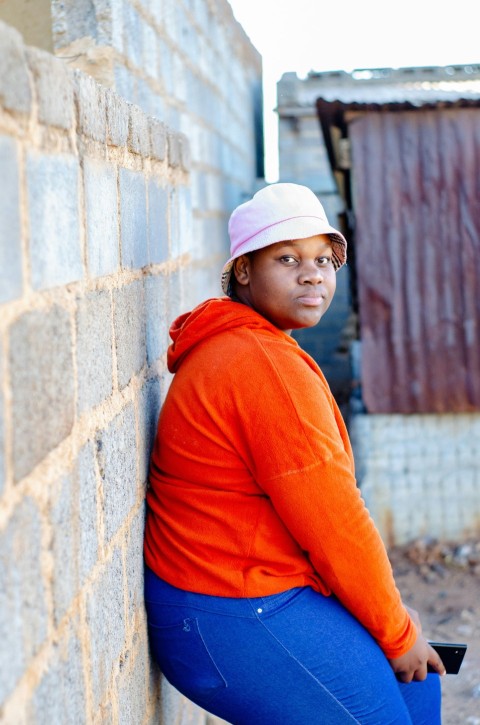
[388,634,446,682]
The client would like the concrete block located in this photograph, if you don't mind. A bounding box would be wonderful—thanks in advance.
[0,136,22,303]
[148,180,168,264]
[117,629,148,725]
[172,54,187,103]
[163,0,179,41]
[87,547,125,710]
[51,472,79,624]
[178,133,192,171]
[0,21,32,114]
[50,444,97,626]
[167,105,180,131]
[74,70,107,143]
[76,289,113,413]
[169,186,180,258]
[10,306,74,481]
[138,377,161,483]
[119,168,148,269]
[0,342,4,494]
[124,506,146,623]
[93,702,114,725]
[114,64,135,106]
[103,0,123,52]
[158,39,173,95]
[27,152,82,290]
[149,118,167,161]
[113,279,146,389]
[26,47,74,129]
[84,158,119,278]
[0,498,47,703]
[105,88,129,147]
[51,0,98,48]
[144,274,168,365]
[178,185,193,254]
[192,170,207,214]
[128,104,150,156]
[142,21,158,79]
[136,77,160,119]
[77,442,98,582]
[150,94,166,124]
[124,3,142,67]
[167,131,180,168]
[167,268,182,321]
[31,624,86,725]
[95,404,137,543]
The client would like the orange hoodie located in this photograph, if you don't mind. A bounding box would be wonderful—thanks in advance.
[144,297,416,658]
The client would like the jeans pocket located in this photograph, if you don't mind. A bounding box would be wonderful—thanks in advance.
[148,617,227,706]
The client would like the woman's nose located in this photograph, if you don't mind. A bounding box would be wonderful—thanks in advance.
[298,262,323,284]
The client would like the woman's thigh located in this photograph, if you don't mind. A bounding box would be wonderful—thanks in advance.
[144,570,441,725]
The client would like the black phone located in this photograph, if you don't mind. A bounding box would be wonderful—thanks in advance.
[428,641,467,674]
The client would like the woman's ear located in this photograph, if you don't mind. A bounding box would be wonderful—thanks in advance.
[233,255,250,287]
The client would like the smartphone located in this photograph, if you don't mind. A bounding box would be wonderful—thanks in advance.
[428,642,467,674]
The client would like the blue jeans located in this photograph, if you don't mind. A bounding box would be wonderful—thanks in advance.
[144,567,441,724]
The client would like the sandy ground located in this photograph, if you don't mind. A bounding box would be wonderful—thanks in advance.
[390,539,480,724]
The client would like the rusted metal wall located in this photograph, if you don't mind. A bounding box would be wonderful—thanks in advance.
[350,108,480,413]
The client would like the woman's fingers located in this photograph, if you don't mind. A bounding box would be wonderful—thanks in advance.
[426,643,447,677]
[388,635,446,682]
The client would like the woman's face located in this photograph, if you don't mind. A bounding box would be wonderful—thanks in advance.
[232,234,336,333]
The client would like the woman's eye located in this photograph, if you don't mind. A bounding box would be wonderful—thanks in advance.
[280,255,297,264]
[317,256,333,266]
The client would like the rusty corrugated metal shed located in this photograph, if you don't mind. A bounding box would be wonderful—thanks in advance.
[315,92,480,414]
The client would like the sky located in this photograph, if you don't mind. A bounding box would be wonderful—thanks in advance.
[227,0,479,180]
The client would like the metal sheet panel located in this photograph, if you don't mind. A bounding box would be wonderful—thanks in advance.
[350,108,480,412]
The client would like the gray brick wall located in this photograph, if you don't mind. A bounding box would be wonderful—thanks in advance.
[76,289,114,413]
[0,342,4,494]
[51,0,263,308]
[0,497,47,704]
[0,2,261,721]
[9,306,74,481]
[27,153,83,290]
[119,168,149,269]
[0,136,22,303]
[83,158,119,277]
[30,623,86,725]
[96,404,138,544]
[113,280,147,390]
[87,547,126,711]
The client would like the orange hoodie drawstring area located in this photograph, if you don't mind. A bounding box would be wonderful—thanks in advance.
[144,297,416,660]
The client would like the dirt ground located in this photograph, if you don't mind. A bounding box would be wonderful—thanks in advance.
[389,538,480,724]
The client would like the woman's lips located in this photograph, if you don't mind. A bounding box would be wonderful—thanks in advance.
[296,295,325,306]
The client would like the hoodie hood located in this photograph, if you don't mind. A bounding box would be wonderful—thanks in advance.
[167,297,293,373]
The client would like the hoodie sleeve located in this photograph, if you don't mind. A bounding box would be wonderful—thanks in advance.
[236,334,416,659]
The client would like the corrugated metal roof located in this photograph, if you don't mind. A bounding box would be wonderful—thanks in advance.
[315,79,480,106]
[278,65,480,113]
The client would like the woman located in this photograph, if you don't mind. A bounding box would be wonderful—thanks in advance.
[144,183,444,724]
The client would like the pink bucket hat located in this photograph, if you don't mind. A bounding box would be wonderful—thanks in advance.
[221,183,347,294]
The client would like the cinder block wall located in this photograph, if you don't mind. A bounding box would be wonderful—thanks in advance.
[50,0,264,288]
[350,413,480,547]
[0,11,254,722]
